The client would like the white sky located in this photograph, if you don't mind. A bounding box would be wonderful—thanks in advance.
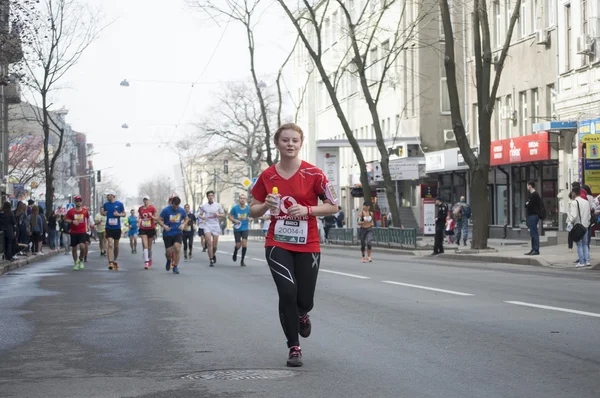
[51,0,295,196]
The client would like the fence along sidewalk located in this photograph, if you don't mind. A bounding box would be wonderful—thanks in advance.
[328,227,417,249]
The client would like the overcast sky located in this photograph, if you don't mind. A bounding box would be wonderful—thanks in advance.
[47,0,295,196]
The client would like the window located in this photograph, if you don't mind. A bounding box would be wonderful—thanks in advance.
[369,47,378,82]
[520,0,528,37]
[495,98,502,140]
[565,4,572,71]
[360,126,364,138]
[520,91,528,135]
[387,117,391,137]
[545,0,555,27]
[582,0,588,66]
[546,84,555,118]
[332,11,338,43]
[473,104,479,146]
[380,119,385,138]
[371,124,375,139]
[382,40,390,55]
[531,88,539,126]
[350,72,358,94]
[403,50,408,118]
[494,1,502,47]
[409,48,415,116]
[506,95,513,138]
[441,50,450,114]
[533,0,539,32]
[395,114,400,135]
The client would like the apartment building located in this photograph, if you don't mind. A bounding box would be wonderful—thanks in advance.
[293,0,463,228]
[458,0,563,238]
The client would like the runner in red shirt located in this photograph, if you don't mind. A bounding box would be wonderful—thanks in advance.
[250,123,338,368]
[138,195,157,270]
[65,196,90,271]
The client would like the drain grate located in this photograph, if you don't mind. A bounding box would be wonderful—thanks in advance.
[182,369,300,381]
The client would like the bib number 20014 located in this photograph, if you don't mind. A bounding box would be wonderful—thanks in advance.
[274,219,308,244]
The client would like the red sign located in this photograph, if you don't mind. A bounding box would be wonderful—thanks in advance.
[490,131,551,166]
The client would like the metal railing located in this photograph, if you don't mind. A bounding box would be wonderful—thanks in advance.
[328,227,417,248]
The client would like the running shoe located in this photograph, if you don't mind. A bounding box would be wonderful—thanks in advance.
[368,257,372,262]
[209,260,214,267]
[108,262,113,270]
[113,262,119,271]
[184,253,188,260]
[232,251,237,262]
[79,260,85,270]
[165,258,172,271]
[361,257,366,263]
[73,262,79,271]
[213,255,217,263]
[188,252,192,260]
[148,259,153,268]
[144,262,149,270]
[240,261,246,267]
[84,256,87,262]
[299,314,311,338]
[172,266,179,274]
[286,346,303,367]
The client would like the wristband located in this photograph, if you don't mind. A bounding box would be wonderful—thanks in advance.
[307,206,313,216]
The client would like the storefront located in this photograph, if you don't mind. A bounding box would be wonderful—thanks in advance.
[578,118,600,195]
[490,131,559,228]
[425,147,475,205]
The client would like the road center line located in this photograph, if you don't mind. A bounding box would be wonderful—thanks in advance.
[320,269,370,279]
[382,281,474,296]
[504,301,600,318]
[251,258,267,263]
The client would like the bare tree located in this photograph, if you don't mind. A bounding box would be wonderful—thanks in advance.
[20,0,102,216]
[172,133,206,210]
[191,0,296,166]
[440,0,521,248]
[138,177,175,211]
[8,133,44,184]
[202,83,270,182]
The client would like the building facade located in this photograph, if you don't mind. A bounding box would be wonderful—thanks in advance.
[292,0,465,229]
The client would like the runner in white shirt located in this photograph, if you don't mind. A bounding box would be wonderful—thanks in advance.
[196,207,207,252]
[198,190,225,267]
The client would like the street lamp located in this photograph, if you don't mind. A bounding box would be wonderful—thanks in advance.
[120,79,130,87]
[258,80,266,89]
[121,123,129,129]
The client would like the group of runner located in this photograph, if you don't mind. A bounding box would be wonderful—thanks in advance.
[64,123,336,368]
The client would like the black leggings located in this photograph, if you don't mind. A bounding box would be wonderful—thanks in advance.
[265,246,320,348]
[183,235,193,253]
[360,228,373,252]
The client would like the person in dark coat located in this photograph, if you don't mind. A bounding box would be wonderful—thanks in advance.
[433,197,448,255]
[0,202,17,260]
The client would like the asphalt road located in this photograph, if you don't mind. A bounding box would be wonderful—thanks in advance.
[1,236,599,398]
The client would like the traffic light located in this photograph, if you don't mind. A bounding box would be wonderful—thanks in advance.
[223,160,229,174]
[97,170,101,182]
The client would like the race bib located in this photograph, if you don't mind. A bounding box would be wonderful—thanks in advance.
[74,214,83,220]
[274,219,308,244]
[239,213,247,220]
[141,219,152,228]
[233,223,241,230]
[184,225,191,231]
[108,218,118,226]
[170,214,181,222]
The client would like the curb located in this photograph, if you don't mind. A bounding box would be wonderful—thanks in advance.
[436,253,548,267]
[0,250,61,276]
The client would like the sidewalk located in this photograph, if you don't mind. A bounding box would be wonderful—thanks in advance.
[329,237,600,271]
[0,250,61,276]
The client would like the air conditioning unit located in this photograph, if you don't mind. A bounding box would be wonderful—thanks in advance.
[535,29,550,46]
[444,129,456,142]
[576,35,595,55]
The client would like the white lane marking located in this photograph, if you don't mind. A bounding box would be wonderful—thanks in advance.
[320,269,370,279]
[251,258,267,263]
[505,301,600,318]
[217,251,229,255]
[382,281,474,296]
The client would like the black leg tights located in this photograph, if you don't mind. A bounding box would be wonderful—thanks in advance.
[265,246,320,348]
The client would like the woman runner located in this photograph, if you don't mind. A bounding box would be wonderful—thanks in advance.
[250,123,338,367]
[138,195,157,270]
[358,201,375,262]
[127,209,139,254]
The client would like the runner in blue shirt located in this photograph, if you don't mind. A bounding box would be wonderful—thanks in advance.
[100,190,126,271]
[154,196,188,274]
[228,193,252,267]
[127,209,139,254]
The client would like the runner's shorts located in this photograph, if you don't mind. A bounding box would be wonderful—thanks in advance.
[139,228,156,238]
[106,228,121,240]
[163,234,183,248]
[234,230,249,243]
[97,231,105,239]
[204,224,220,236]
[197,228,204,237]
[128,229,139,237]
[70,233,87,247]
[85,234,91,243]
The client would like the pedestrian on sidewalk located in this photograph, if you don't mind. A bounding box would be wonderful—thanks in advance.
[358,201,374,262]
[28,206,44,255]
[452,196,471,246]
[445,216,455,244]
[568,187,591,267]
[433,197,448,255]
[525,181,542,256]
[567,191,576,252]
[0,202,17,261]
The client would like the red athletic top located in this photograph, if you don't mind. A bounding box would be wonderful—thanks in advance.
[138,205,157,230]
[66,207,89,234]
[252,161,336,253]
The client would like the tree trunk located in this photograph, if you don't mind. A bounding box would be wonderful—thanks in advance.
[470,164,489,249]
[44,175,54,218]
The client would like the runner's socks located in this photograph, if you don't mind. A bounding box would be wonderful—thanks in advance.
[242,247,247,262]
[144,248,149,262]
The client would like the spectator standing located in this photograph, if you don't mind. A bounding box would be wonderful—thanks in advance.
[0,202,17,260]
[525,181,542,256]
[47,210,58,250]
[322,214,336,243]
[567,191,576,253]
[335,206,345,228]
[452,196,471,246]
[568,187,591,267]
[15,202,29,255]
[28,206,44,254]
[432,197,448,255]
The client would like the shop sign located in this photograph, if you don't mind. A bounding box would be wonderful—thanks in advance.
[578,118,600,140]
[422,198,436,235]
[373,160,419,181]
[581,134,600,159]
[585,170,600,196]
[457,147,479,168]
[489,131,551,166]
[425,152,445,172]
